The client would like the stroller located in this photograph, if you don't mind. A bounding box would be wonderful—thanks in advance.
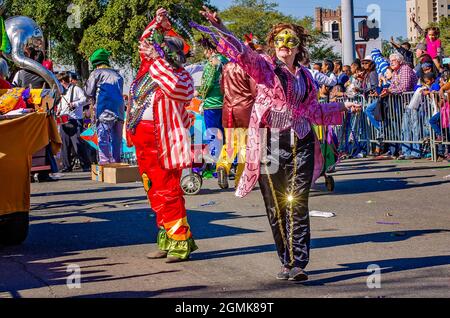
[180,98,209,195]
[313,125,339,192]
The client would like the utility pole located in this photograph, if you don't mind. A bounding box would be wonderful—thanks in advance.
[341,0,356,65]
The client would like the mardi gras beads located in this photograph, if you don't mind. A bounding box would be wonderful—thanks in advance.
[167,14,197,53]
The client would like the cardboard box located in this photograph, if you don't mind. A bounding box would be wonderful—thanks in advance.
[91,164,104,182]
[103,164,141,184]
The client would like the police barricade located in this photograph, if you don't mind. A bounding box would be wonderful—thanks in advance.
[323,92,437,161]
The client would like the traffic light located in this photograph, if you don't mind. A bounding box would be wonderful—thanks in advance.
[358,19,370,41]
[358,19,379,41]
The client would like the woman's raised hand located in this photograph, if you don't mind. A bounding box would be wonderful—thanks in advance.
[200,5,225,30]
[344,102,362,114]
[155,7,171,30]
[139,39,159,61]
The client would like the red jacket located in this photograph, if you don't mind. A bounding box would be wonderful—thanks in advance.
[220,62,256,128]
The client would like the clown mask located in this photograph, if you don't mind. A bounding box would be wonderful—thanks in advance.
[274,29,300,49]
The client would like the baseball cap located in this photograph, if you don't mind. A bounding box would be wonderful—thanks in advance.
[416,43,427,51]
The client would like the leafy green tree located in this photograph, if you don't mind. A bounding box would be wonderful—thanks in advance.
[310,43,340,62]
[219,0,338,62]
[4,0,105,80]
[3,0,209,79]
[436,17,450,56]
[79,0,209,71]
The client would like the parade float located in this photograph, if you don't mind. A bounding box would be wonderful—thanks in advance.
[0,3,63,245]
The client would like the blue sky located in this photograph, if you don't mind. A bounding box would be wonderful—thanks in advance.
[210,0,407,39]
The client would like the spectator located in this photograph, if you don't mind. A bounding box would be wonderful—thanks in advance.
[0,58,11,89]
[303,59,337,89]
[313,62,322,72]
[415,43,437,80]
[421,62,436,77]
[341,62,362,98]
[333,60,350,87]
[411,14,443,72]
[319,59,337,99]
[429,77,450,159]
[351,60,361,74]
[56,72,91,172]
[371,49,393,80]
[343,65,352,78]
[399,73,439,160]
[383,53,417,95]
[373,53,418,158]
[356,56,378,96]
[390,37,414,68]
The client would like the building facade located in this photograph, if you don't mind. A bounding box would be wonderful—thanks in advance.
[315,7,342,34]
[407,0,450,42]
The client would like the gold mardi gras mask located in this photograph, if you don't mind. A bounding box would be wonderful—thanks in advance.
[274,29,300,49]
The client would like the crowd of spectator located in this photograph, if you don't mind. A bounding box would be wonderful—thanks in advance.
[306,23,450,161]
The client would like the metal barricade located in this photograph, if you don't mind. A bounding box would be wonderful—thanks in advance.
[334,95,369,157]
[321,92,438,161]
[431,92,450,158]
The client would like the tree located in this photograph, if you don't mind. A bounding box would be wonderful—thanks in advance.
[4,0,210,80]
[79,0,209,72]
[310,43,340,62]
[5,0,105,80]
[219,0,338,62]
[436,17,450,56]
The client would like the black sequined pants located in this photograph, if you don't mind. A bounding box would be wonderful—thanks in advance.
[258,128,315,269]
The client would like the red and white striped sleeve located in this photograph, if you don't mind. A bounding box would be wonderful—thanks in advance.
[148,58,194,103]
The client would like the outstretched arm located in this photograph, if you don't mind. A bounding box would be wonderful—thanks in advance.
[390,36,400,49]
[411,13,426,37]
[199,6,275,86]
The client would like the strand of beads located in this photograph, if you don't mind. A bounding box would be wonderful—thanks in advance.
[167,14,197,53]
[128,74,158,130]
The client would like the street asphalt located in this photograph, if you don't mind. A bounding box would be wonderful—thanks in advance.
[0,158,449,298]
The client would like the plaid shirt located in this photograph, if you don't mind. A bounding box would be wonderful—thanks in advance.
[389,64,417,94]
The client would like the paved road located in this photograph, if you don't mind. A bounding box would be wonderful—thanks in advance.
[1,159,449,298]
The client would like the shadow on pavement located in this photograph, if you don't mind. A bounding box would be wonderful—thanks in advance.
[335,164,450,177]
[303,255,450,286]
[312,175,448,196]
[0,207,260,295]
[31,185,142,198]
[191,229,449,261]
[70,285,208,298]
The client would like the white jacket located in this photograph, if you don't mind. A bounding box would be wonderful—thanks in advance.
[58,84,88,120]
